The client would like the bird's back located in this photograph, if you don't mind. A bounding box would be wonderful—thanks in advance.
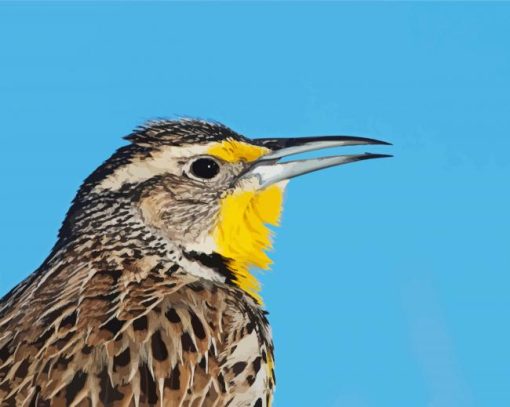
[0,251,275,407]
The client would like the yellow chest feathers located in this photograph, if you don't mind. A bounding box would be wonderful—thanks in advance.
[212,184,285,303]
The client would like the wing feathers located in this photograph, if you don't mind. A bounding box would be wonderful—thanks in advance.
[0,267,274,407]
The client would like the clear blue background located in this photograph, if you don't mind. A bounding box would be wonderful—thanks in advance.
[1,2,509,406]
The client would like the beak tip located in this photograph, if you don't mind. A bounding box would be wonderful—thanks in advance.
[368,139,392,146]
[362,153,393,159]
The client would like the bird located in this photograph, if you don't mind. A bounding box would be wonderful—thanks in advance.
[0,119,390,407]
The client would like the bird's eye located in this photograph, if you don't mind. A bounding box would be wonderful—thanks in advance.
[189,157,220,180]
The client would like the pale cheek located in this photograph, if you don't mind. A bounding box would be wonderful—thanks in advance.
[139,194,166,231]
[139,192,219,250]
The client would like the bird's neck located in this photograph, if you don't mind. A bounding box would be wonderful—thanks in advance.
[56,185,284,306]
[54,192,250,298]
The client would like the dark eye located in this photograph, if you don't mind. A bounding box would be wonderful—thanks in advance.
[190,157,220,180]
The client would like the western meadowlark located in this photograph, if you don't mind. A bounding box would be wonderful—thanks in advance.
[0,119,390,407]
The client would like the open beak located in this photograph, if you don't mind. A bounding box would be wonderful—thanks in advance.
[239,135,392,188]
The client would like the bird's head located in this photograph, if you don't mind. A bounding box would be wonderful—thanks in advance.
[64,119,390,303]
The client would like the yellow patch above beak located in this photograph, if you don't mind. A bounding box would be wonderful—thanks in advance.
[207,139,269,163]
[213,184,285,304]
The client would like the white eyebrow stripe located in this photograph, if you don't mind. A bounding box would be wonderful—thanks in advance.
[93,144,214,192]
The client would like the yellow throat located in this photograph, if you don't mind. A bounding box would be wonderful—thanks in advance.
[208,140,286,303]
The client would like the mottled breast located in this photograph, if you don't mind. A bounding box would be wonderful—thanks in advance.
[0,271,275,407]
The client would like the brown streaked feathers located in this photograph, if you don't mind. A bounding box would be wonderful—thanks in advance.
[0,120,275,407]
[0,232,275,407]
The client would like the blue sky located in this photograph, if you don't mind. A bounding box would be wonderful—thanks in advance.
[1,2,509,406]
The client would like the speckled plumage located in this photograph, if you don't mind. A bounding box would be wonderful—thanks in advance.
[0,120,276,407]
[0,119,390,407]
